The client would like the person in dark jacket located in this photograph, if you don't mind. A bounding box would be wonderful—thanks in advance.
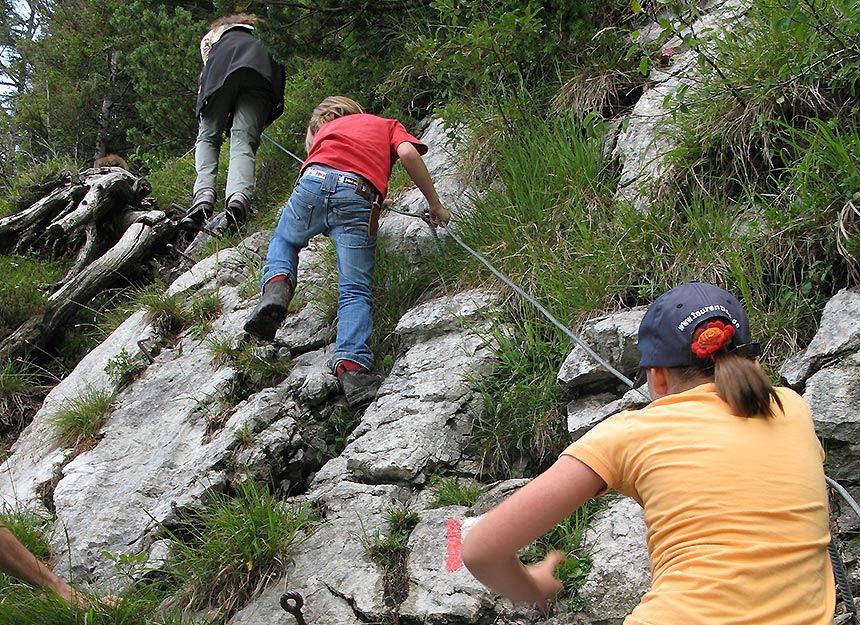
[182,13,286,232]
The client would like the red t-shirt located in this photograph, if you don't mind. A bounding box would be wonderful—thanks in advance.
[302,113,427,198]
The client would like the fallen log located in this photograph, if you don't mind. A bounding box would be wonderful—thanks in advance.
[0,216,177,363]
[46,170,135,240]
[0,185,84,253]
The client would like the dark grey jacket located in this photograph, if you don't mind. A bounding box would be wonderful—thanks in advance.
[195,26,285,126]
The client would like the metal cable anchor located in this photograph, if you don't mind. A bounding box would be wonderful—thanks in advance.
[280,591,307,625]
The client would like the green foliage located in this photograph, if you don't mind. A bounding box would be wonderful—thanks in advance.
[0,581,183,625]
[104,348,148,391]
[47,386,115,448]
[187,290,223,339]
[659,0,860,194]
[144,152,197,210]
[110,2,201,163]
[440,112,621,313]
[132,281,222,338]
[165,479,321,620]
[315,405,363,463]
[0,505,53,563]
[135,281,187,335]
[0,252,69,336]
[261,1,431,116]
[427,474,484,508]
[0,156,78,219]
[776,117,860,279]
[469,310,569,478]
[205,340,293,405]
[11,0,130,164]
[391,0,633,126]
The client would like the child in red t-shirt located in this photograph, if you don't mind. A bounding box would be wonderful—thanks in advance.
[244,96,450,406]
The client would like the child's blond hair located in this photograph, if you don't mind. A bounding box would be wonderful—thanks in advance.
[305,96,364,153]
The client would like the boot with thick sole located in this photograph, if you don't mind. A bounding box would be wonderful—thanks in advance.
[339,369,384,407]
[180,188,216,232]
[225,192,251,228]
[243,278,293,341]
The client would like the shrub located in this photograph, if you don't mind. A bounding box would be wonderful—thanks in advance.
[104,348,148,391]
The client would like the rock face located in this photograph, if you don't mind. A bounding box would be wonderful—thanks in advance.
[2,8,858,623]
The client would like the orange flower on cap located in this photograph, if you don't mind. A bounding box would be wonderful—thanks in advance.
[691,320,736,360]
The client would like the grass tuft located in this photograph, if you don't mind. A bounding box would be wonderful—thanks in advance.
[362,507,420,609]
[164,479,320,621]
[47,387,115,449]
[427,474,484,509]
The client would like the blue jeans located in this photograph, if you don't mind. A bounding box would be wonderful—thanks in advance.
[262,166,377,371]
[193,69,272,204]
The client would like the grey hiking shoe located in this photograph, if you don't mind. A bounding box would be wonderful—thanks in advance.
[339,369,383,407]
[243,278,293,341]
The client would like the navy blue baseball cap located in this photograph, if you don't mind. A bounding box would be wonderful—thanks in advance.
[635,282,759,384]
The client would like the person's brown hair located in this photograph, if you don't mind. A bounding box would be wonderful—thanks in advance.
[672,352,783,418]
[209,13,258,30]
[304,96,364,152]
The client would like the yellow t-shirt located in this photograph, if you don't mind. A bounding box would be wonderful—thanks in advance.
[563,383,835,625]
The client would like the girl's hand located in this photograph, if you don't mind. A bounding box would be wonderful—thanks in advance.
[428,202,450,227]
[525,550,567,610]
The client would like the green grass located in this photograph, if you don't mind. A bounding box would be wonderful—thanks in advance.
[47,387,116,448]
[206,341,294,405]
[0,359,45,449]
[0,582,183,625]
[163,479,321,621]
[469,308,570,478]
[440,111,624,318]
[0,252,70,336]
[427,474,484,509]
[315,404,363,463]
[0,156,78,219]
[0,505,53,562]
[370,241,442,374]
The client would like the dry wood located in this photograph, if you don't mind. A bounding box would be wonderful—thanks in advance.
[0,217,177,362]
[46,171,135,240]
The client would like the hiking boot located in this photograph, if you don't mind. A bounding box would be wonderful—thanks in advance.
[243,277,293,341]
[180,188,215,231]
[225,192,251,228]
[338,368,384,407]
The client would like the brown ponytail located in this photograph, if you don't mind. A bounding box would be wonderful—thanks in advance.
[671,353,783,418]
[714,353,783,418]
